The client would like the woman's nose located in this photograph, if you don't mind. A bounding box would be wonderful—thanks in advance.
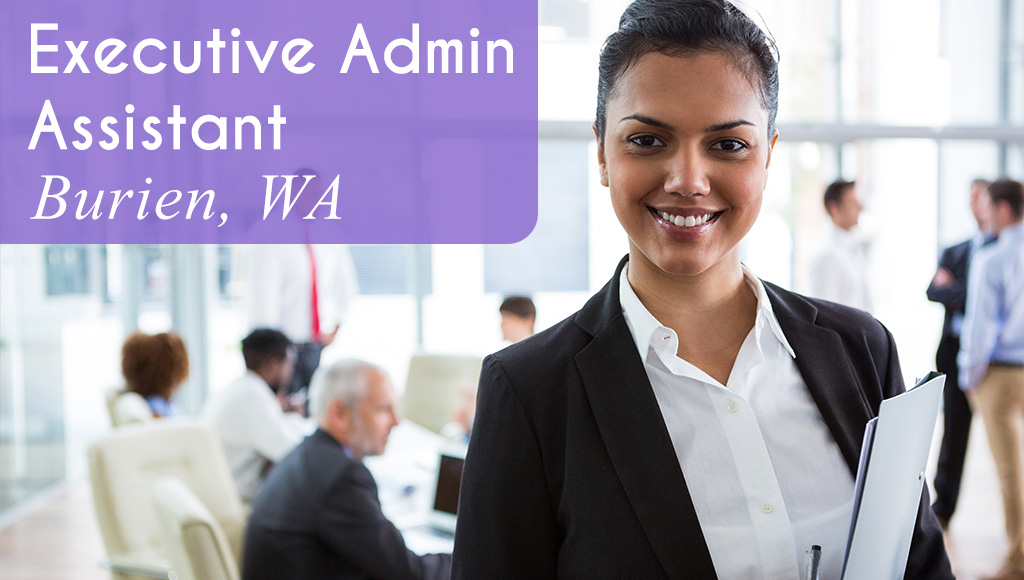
[663,147,711,197]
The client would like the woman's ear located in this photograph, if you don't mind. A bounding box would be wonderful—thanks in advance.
[594,124,609,187]
[765,129,779,170]
[763,129,779,189]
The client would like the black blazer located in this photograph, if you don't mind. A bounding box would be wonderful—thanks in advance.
[242,429,451,580]
[452,257,952,579]
[926,239,971,339]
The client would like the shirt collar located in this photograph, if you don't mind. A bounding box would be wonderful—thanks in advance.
[972,230,989,250]
[619,263,797,362]
[998,221,1024,244]
[314,428,358,460]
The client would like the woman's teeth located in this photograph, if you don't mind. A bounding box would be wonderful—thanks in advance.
[657,211,712,227]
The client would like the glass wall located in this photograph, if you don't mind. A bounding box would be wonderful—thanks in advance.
[1,0,1022,522]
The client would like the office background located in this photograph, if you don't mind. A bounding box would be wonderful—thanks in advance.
[1,0,1022,558]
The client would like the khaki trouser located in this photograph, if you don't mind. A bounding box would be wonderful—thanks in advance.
[976,365,1024,572]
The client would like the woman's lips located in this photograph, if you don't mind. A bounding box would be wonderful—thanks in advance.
[651,207,723,228]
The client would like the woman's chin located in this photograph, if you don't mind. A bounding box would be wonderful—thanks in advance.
[629,245,739,283]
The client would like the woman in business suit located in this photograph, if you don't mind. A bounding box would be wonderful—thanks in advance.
[452,1,952,578]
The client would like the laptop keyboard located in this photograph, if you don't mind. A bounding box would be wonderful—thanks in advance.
[411,524,456,540]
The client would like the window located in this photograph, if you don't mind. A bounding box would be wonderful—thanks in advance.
[484,140,590,294]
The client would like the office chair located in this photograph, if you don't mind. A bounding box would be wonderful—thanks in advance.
[104,388,155,427]
[87,422,246,579]
[401,353,483,434]
[152,477,241,580]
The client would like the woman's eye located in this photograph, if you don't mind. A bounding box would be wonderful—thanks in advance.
[711,139,747,152]
[628,135,665,148]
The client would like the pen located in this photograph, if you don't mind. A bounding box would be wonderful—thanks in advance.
[806,545,822,580]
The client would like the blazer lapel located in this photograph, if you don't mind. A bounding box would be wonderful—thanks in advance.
[764,283,874,473]
[574,258,717,579]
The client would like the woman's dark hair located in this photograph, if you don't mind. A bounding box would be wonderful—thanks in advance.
[121,331,190,400]
[596,0,779,141]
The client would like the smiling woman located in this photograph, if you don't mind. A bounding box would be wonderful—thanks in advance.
[451,1,954,579]
[599,51,773,302]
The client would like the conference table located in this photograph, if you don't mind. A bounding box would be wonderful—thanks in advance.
[363,420,466,555]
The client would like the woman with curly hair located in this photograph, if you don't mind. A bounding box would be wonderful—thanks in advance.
[118,330,190,419]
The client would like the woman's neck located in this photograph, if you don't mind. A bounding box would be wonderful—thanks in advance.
[626,251,758,384]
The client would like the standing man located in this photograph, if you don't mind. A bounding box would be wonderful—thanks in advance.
[959,179,1024,580]
[499,295,536,343]
[243,359,451,580]
[927,178,993,528]
[810,179,873,311]
[201,328,308,502]
[248,173,359,406]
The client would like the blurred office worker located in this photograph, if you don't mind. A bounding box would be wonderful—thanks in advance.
[242,359,451,580]
[958,179,1024,580]
[809,179,873,311]
[117,331,190,420]
[247,203,359,397]
[927,178,993,528]
[499,295,536,343]
[202,328,307,502]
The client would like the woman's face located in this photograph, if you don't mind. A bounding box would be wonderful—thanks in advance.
[598,50,777,281]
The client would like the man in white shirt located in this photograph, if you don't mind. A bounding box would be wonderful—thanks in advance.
[958,179,1024,580]
[809,179,873,311]
[202,328,310,502]
[247,171,359,401]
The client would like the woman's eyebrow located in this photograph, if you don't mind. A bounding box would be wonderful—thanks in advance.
[618,114,674,130]
[705,120,755,132]
[618,115,756,134]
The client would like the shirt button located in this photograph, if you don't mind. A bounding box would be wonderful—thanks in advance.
[727,400,740,413]
[761,502,774,514]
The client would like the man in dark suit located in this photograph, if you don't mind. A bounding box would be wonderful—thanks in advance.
[452,257,953,580]
[242,360,451,580]
[927,177,993,528]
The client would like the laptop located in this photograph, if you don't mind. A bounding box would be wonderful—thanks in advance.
[399,450,465,555]
[419,453,465,539]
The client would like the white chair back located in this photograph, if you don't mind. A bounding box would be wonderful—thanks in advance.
[87,422,246,578]
[105,388,154,427]
[152,477,241,580]
[402,354,483,434]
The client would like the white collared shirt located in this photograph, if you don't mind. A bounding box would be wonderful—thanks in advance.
[619,265,854,580]
[246,244,358,343]
[809,224,873,312]
[201,371,313,501]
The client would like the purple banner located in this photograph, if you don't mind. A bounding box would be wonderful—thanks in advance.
[0,0,538,243]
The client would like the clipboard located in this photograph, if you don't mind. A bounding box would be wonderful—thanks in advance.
[840,371,945,580]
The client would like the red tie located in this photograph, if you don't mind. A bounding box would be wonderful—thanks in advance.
[307,244,321,342]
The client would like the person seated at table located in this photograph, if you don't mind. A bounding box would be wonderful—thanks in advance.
[201,328,308,503]
[242,359,451,580]
[117,331,189,421]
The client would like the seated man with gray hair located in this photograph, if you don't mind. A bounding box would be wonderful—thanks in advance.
[242,360,452,580]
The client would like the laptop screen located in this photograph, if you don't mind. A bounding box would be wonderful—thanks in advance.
[432,454,465,516]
